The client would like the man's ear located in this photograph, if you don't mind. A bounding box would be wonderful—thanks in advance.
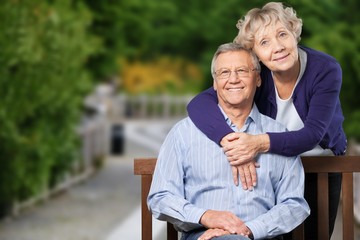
[213,80,218,91]
[256,75,261,87]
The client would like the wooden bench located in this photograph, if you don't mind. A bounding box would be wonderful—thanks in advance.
[134,156,360,240]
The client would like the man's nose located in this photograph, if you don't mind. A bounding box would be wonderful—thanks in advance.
[228,71,241,83]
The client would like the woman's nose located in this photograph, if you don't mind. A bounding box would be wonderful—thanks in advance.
[273,39,285,53]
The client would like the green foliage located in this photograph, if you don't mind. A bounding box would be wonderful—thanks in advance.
[1,0,359,216]
[84,0,360,140]
[344,110,360,140]
[84,0,257,80]
[0,0,98,215]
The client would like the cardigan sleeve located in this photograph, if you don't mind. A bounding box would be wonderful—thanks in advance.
[187,87,233,145]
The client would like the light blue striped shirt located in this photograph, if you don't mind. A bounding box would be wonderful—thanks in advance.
[148,105,310,239]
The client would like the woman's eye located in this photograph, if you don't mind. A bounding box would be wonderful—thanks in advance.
[260,40,269,46]
[279,32,287,37]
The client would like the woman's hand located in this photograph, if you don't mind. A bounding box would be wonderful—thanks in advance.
[221,132,270,165]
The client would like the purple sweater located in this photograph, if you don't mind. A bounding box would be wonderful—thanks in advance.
[187,46,347,156]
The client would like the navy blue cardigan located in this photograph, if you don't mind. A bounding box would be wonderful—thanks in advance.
[187,46,347,156]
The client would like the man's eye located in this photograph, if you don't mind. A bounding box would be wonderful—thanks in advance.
[237,69,247,73]
[220,70,230,76]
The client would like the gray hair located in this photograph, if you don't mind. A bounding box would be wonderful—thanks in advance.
[211,43,260,79]
[234,2,303,49]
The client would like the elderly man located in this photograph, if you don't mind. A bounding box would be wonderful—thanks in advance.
[147,43,309,240]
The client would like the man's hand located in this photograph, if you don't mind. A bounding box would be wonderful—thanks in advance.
[231,161,259,189]
[197,228,231,240]
[197,227,253,240]
[199,210,249,235]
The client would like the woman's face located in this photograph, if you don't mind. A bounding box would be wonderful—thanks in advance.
[252,21,299,73]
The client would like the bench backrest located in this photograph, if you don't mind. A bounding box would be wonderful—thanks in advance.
[134,156,360,240]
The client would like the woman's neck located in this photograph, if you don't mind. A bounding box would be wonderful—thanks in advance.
[272,59,300,99]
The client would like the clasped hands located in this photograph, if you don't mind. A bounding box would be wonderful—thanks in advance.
[221,132,262,190]
[198,210,253,240]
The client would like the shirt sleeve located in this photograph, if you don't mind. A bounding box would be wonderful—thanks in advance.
[187,87,233,145]
[147,123,206,232]
[245,156,310,239]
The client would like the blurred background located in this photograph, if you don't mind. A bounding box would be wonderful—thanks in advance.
[0,0,359,239]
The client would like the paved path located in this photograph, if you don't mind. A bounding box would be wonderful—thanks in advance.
[0,119,176,240]
[0,119,359,240]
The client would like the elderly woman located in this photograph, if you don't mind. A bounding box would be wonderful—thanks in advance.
[187,2,346,239]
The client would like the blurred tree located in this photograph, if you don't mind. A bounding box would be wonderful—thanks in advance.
[84,0,265,91]
[0,0,358,218]
[0,0,98,215]
[121,56,203,94]
[84,0,359,139]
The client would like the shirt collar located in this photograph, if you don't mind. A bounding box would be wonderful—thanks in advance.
[218,104,263,133]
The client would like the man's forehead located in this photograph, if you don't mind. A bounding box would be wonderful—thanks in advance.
[216,51,253,67]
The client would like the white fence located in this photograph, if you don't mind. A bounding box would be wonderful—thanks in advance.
[11,116,110,216]
[111,94,194,121]
[10,93,193,216]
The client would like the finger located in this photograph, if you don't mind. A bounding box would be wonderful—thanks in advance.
[248,162,258,187]
[228,155,241,165]
[233,222,249,236]
[221,133,239,148]
[232,166,239,186]
[226,153,244,165]
[225,132,240,141]
[226,213,246,234]
[199,229,214,240]
[220,138,230,148]
[220,214,237,234]
[197,234,208,240]
[230,158,243,166]
[228,154,251,165]
[223,138,240,151]
[223,144,236,153]
[238,166,248,190]
[224,146,238,157]
[227,153,244,165]
[243,165,253,191]
[200,229,229,240]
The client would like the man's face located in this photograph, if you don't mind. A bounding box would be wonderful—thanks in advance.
[213,50,260,110]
